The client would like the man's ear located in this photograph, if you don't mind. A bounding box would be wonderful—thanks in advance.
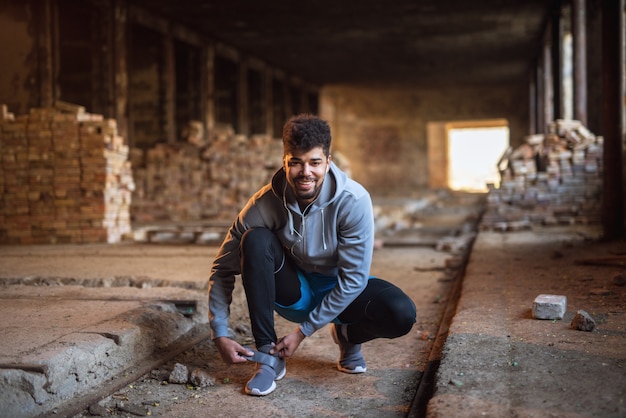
[327,154,332,172]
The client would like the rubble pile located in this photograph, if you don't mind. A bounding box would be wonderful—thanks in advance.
[0,104,134,244]
[130,128,283,223]
[483,119,603,231]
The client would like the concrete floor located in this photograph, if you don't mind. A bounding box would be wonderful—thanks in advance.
[0,194,624,417]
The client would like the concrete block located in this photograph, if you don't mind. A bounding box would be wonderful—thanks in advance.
[532,294,566,319]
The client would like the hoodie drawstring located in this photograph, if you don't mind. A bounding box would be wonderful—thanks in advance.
[283,183,296,236]
[282,181,326,252]
[321,209,327,250]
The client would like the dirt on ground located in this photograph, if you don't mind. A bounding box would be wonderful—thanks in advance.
[48,193,480,417]
[428,226,626,418]
[61,241,462,418]
[67,219,622,418]
[4,190,624,417]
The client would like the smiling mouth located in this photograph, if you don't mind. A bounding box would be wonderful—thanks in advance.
[294,179,316,196]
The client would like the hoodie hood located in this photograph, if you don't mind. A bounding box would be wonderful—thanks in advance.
[270,162,347,245]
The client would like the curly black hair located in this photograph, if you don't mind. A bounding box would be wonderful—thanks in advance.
[282,114,331,157]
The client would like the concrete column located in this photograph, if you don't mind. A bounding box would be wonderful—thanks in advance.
[536,61,545,133]
[572,0,588,125]
[543,33,554,130]
[203,44,215,135]
[264,69,274,138]
[35,0,55,107]
[162,33,176,143]
[426,122,448,189]
[551,6,562,120]
[238,60,249,136]
[601,0,625,239]
[529,71,537,134]
[113,1,129,143]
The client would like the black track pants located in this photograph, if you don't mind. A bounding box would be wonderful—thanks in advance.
[240,228,416,348]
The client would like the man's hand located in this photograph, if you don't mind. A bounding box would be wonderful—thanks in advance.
[271,327,306,358]
[213,337,254,364]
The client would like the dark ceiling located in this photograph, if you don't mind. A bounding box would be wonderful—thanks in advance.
[131,0,554,87]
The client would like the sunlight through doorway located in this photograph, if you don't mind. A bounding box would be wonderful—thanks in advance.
[448,125,509,192]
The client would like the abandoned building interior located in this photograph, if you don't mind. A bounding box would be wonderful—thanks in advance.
[0,0,623,245]
[0,0,625,417]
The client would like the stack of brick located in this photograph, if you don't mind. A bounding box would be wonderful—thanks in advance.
[0,104,134,244]
[130,127,283,223]
[482,119,603,231]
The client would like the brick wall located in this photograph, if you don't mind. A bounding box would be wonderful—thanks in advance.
[0,105,133,244]
[482,120,603,231]
[130,128,284,223]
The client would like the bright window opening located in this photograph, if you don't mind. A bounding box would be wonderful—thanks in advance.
[448,126,510,192]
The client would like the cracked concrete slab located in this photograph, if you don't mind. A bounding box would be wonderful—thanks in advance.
[0,285,208,418]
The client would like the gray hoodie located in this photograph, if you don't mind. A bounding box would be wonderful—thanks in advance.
[208,162,375,338]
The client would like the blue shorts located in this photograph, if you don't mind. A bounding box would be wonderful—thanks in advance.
[274,270,372,324]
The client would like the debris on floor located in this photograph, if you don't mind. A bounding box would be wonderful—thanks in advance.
[571,309,597,331]
[532,294,567,320]
[482,119,602,232]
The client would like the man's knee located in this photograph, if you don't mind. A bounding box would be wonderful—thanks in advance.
[397,296,417,336]
[386,289,417,337]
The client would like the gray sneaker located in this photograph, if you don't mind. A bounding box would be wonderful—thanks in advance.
[330,324,367,374]
[244,345,286,396]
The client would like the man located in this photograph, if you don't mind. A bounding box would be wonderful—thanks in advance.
[208,114,416,396]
